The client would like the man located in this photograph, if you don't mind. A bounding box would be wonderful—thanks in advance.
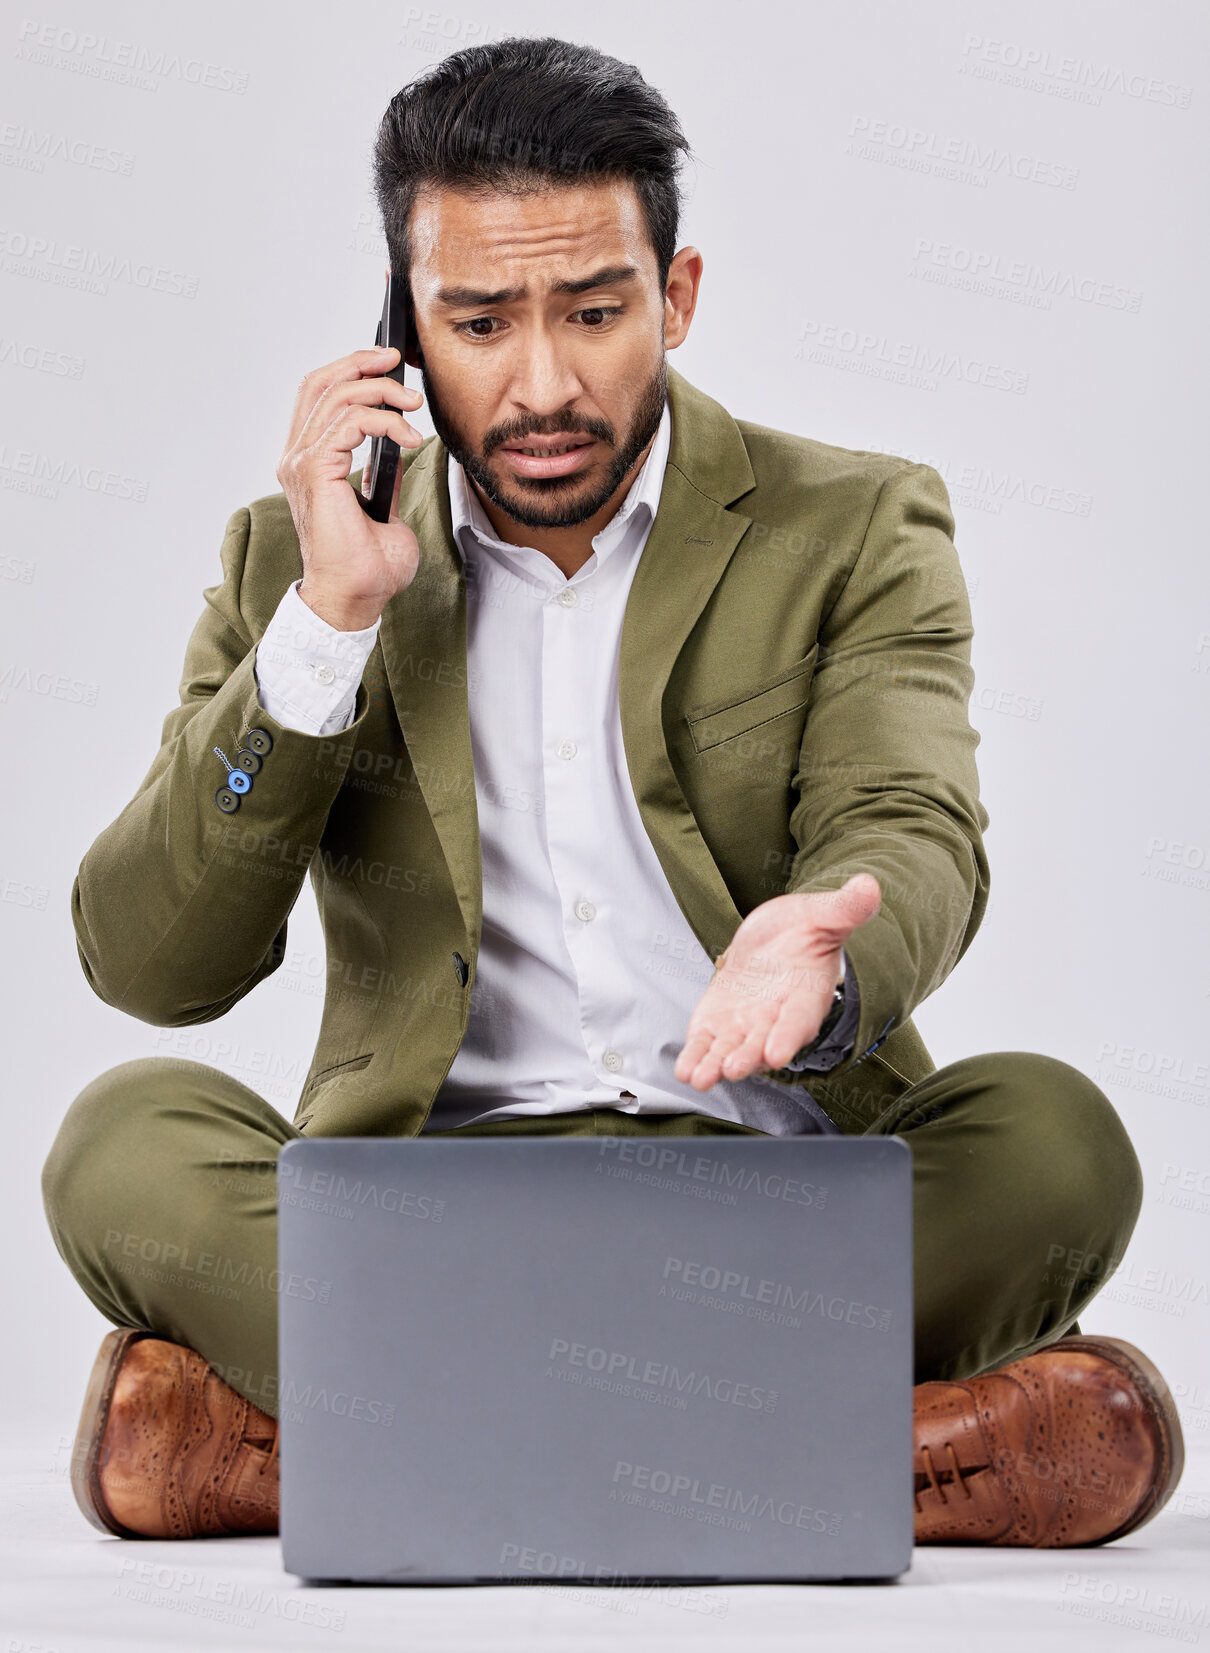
[43,36,1182,1548]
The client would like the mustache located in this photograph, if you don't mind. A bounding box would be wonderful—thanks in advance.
[486,417,614,453]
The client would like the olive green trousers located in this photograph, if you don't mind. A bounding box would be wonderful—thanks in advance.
[42,1050,1141,1420]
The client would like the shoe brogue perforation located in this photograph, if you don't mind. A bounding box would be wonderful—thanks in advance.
[72,1331,281,1539]
[989,1373,1050,1545]
[194,1377,248,1533]
[168,1354,219,1538]
[914,1336,1184,1548]
[69,1329,1181,1548]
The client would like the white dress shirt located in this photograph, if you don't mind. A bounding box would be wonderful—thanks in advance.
[254,402,858,1135]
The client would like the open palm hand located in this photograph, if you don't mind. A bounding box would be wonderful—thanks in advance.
[673,874,881,1091]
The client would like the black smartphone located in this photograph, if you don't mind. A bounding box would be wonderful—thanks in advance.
[357,271,413,522]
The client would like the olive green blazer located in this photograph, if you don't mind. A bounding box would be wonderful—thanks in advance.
[71,365,989,1137]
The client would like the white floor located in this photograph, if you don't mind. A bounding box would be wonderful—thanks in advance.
[4,1439,1208,1653]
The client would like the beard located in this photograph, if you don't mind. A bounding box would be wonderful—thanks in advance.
[419,353,668,531]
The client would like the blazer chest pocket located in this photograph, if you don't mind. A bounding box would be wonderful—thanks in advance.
[684,643,820,753]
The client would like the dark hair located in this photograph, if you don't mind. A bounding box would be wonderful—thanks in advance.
[372,36,692,294]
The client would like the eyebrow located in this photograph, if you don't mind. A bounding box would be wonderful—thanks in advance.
[434,263,641,309]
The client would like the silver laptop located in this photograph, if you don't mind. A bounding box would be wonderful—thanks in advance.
[277,1134,913,1584]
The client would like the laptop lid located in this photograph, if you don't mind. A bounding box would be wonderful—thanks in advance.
[277,1134,912,1583]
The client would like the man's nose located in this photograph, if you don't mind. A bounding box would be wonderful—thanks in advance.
[506,328,584,416]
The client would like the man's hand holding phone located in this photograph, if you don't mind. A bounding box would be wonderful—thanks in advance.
[276,345,425,632]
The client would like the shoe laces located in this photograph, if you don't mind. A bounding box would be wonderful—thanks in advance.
[915,1441,973,1513]
[245,1411,280,1474]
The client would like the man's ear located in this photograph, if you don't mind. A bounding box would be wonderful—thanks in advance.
[664,245,703,351]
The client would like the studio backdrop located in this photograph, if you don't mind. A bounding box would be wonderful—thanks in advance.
[1,0,1205,1454]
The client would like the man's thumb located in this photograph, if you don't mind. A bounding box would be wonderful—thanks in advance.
[833,872,882,932]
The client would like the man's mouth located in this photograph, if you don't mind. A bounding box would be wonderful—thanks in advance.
[497,434,599,480]
[508,442,586,456]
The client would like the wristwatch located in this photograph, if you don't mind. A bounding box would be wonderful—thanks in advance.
[792,976,846,1061]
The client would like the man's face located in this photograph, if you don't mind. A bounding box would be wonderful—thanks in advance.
[405,179,675,530]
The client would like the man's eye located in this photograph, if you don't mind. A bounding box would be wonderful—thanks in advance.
[453,308,620,339]
[453,317,501,339]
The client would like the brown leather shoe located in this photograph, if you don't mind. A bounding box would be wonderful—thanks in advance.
[70,1328,279,1538]
[913,1334,1184,1546]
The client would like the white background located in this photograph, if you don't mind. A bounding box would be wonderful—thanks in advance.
[1,0,1207,1577]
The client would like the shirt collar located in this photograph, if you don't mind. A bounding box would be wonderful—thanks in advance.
[446,398,672,574]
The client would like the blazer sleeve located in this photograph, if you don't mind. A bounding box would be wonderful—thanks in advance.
[70,504,373,1026]
[785,461,990,1069]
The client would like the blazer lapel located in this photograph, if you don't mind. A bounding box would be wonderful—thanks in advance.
[377,439,483,947]
[617,367,758,965]
[376,365,758,965]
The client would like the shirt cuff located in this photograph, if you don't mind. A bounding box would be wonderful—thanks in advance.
[254,579,380,737]
[780,949,861,1073]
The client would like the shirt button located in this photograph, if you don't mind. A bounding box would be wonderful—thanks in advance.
[574,899,596,922]
[602,1050,623,1073]
[555,588,578,608]
[557,739,577,760]
[313,662,336,685]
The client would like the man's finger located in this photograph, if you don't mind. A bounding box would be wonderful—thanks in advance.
[806,873,881,945]
[304,406,419,477]
[682,1041,727,1091]
[296,375,421,455]
[286,348,400,451]
[764,1008,814,1070]
[720,1027,767,1080]
[674,1028,714,1084]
